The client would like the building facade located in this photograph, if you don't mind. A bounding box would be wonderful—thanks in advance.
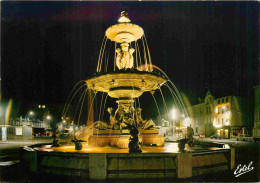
[188,91,251,138]
[253,85,260,137]
[0,117,51,141]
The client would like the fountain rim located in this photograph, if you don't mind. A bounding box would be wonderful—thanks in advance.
[85,69,168,98]
[85,69,168,82]
[23,142,232,154]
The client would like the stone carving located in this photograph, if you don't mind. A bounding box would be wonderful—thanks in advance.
[52,128,60,147]
[178,125,194,151]
[94,106,157,132]
[71,136,86,150]
[123,122,142,153]
[93,121,108,130]
[116,43,135,70]
[186,125,194,146]
[136,108,158,130]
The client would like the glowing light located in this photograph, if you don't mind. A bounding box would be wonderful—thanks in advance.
[215,108,218,113]
[62,120,66,123]
[62,146,74,149]
[46,115,51,120]
[29,111,34,115]
[170,109,177,120]
[213,123,222,128]
[83,148,92,151]
[182,117,190,127]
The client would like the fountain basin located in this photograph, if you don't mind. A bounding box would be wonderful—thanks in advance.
[21,142,235,180]
[88,129,164,148]
[86,71,167,98]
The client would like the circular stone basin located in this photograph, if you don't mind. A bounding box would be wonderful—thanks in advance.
[85,71,167,98]
[28,142,228,154]
[22,142,233,181]
[105,23,144,43]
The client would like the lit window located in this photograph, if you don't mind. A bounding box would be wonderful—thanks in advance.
[38,105,41,108]
[42,105,45,108]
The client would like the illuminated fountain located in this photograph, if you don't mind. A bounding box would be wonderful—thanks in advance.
[22,11,235,180]
[82,11,167,150]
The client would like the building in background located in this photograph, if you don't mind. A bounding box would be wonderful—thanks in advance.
[253,85,260,137]
[188,91,252,138]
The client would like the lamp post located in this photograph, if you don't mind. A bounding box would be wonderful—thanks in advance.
[25,110,35,124]
[44,113,52,130]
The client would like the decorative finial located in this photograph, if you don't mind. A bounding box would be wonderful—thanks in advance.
[118,11,131,23]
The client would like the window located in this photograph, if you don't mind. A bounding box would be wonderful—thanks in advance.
[222,98,224,103]
[218,100,220,104]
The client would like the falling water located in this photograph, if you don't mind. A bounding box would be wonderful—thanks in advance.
[150,91,161,120]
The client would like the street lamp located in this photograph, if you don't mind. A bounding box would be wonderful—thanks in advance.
[170,109,177,120]
[170,108,178,138]
[25,110,35,123]
[46,115,52,120]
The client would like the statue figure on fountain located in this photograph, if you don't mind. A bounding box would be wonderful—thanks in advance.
[116,43,135,70]
[136,107,158,130]
[71,135,86,150]
[93,121,108,130]
[92,103,157,132]
[52,128,61,147]
[105,105,158,131]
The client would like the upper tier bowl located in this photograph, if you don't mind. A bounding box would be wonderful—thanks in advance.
[85,70,167,98]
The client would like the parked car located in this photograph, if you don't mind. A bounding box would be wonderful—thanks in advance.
[237,134,253,142]
[210,134,221,139]
[60,130,70,137]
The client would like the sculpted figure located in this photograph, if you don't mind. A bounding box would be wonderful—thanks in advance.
[52,128,60,147]
[135,107,157,130]
[115,43,135,70]
[93,121,108,130]
[126,48,135,69]
[141,119,157,130]
[71,136,86,150]
[107,107,115,128]
[116,48,124,69]
[136,107,143,126]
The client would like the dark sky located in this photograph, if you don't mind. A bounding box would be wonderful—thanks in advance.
[1,1,259,115]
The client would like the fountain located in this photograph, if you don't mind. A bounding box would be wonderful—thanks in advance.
[21,11,235,181]
[68,11,166,150]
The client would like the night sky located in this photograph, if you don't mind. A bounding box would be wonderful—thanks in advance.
[1,1,259,119]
